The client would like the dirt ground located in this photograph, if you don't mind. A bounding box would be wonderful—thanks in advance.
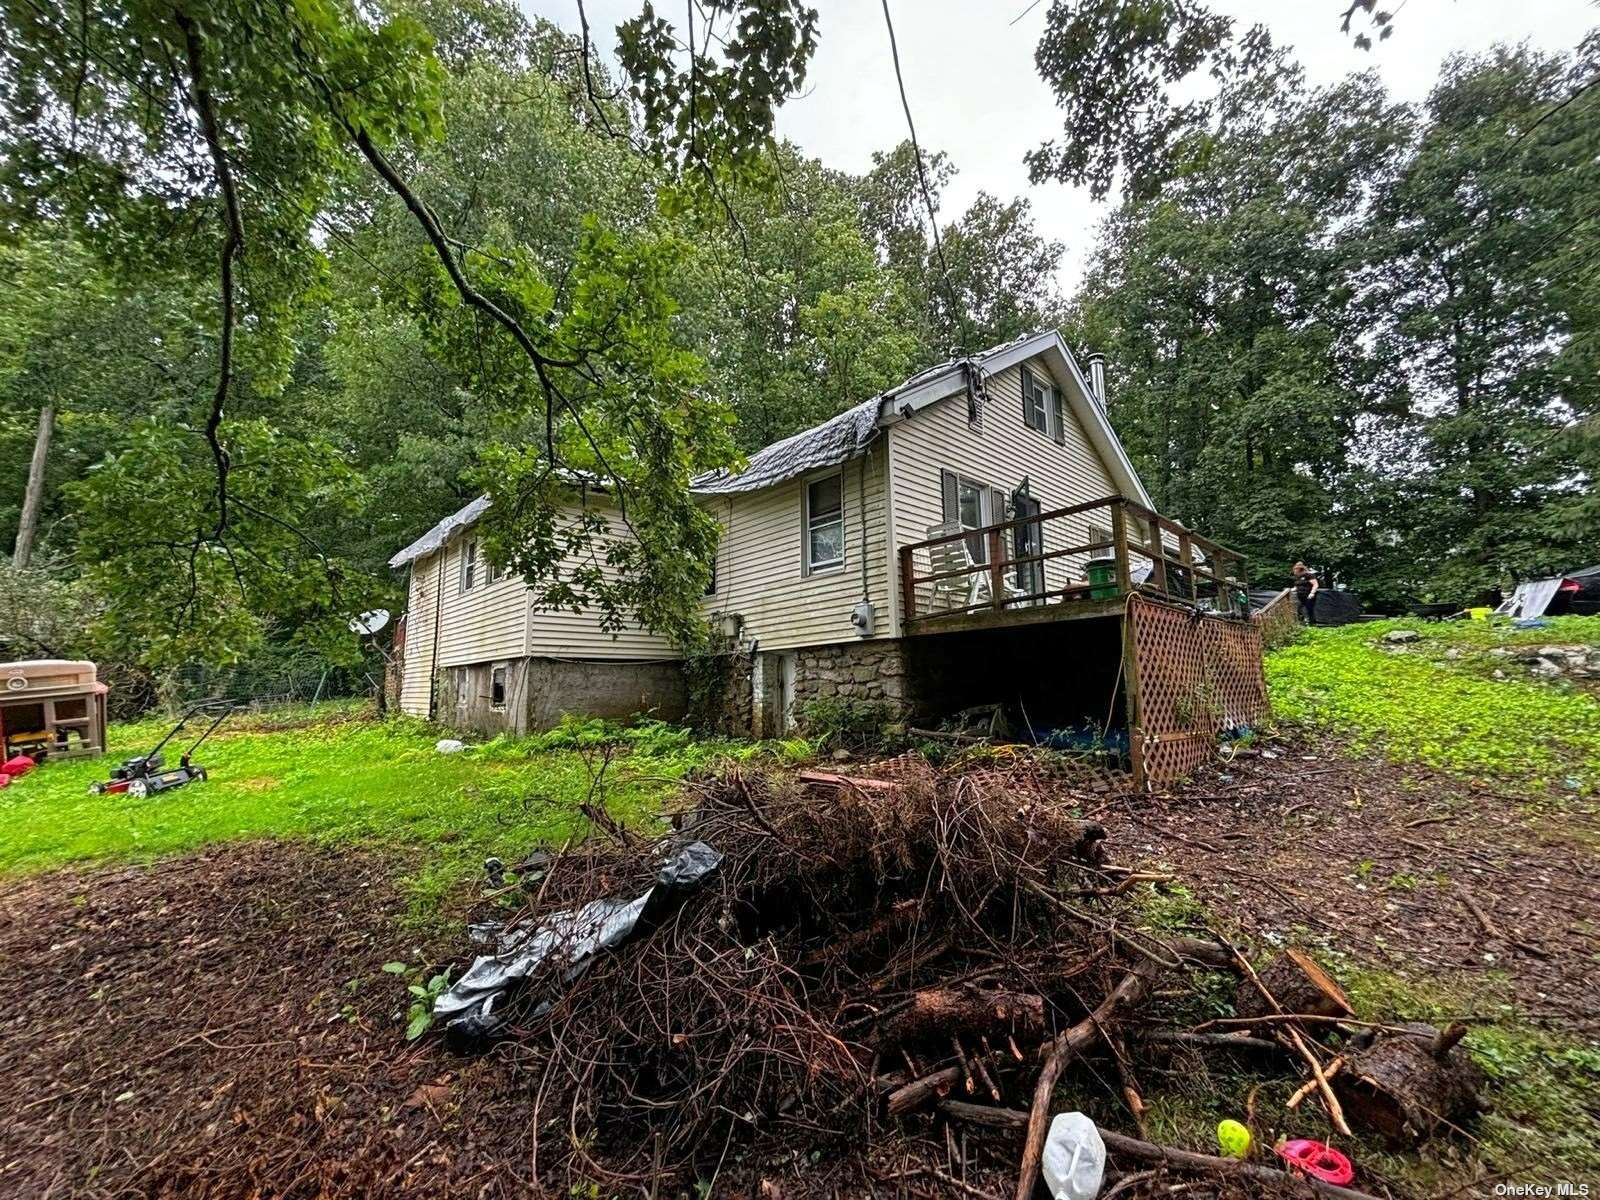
[2,744,1596,1199]
[1094,741,1600,1031]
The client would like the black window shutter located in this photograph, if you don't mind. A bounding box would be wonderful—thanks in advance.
[1019,366,1033,426]
[940,470,959,526]
[1051,386,1066,445]
[989,488,1007,526]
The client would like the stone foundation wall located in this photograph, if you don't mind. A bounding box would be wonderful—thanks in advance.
[791,639,910,713]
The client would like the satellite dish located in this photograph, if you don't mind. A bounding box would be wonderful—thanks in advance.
[349,609,391,636]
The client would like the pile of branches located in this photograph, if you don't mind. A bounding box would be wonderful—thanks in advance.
[455,754,1480,1197]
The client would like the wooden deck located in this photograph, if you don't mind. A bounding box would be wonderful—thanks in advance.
[897,494,1249,637]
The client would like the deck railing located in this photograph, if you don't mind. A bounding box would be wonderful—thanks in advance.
[897,494,1249,629]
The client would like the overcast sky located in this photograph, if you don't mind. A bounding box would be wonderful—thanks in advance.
[526,1,1594,292]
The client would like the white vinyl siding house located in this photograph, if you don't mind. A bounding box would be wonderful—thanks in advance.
[391,329,1159,734]
[888,360,1117,616]
[394,503,677,721]
[699,447,891,652]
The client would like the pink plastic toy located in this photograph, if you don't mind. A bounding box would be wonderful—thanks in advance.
[1275,1139,1354,1185]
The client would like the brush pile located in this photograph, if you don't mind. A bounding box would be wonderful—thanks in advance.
[440,753,1480,1197]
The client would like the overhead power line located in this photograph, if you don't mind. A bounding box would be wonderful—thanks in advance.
[879,0,976,357]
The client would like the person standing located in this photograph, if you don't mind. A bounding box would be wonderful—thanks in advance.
[1292,561,1319,624]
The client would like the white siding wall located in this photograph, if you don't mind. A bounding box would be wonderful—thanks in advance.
[399,560,438,717]
[699,445,890,651]
[396,503,678,719]
[889,358,1118,608]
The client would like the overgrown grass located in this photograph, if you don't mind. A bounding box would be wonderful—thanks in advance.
[1267,617,1600,791]
[0,707,792,917]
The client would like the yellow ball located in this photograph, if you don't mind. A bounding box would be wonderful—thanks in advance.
[1216,1119,1251,1159]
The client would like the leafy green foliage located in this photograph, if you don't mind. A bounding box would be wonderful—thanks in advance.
[1354,36,1600,598]
[614,0,818,208]
[1267,617,1600,789]
[403,968,452,1040]
[68,420,381,668]
[1029,0,1280,200]
[1073,38,1600,606]
[795,696,898,755]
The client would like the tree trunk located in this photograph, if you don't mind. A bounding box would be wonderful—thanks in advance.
[13,404,53,569]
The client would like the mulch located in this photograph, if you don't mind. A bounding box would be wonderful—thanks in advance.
[2,742,1595,1199]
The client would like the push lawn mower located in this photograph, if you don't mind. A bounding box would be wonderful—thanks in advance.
[91,700,236,798]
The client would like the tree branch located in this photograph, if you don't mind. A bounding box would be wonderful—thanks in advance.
[176,10,240,541]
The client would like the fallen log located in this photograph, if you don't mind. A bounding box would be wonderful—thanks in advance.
[1012,962,1160,1200]
[938,1101,1381,1200]
[1336,1021,1487,1144]
[881,987,1046,1048]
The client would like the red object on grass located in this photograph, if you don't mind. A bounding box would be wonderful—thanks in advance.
[2,754,36,778]
[1275,1139,1354,1185]
[0,773,9,788]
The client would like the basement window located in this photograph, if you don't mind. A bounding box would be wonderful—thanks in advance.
[490,665,507,710]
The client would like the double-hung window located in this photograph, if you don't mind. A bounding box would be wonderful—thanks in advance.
[1020,365,1066,445]
[941,470,1001,565]
[804,472,845,574]
[459,540,478,592]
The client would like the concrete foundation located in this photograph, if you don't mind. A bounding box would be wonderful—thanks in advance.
[435,656,686,735]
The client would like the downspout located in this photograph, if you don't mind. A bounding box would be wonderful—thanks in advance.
[428,551,444,721]
[859,446,871,604]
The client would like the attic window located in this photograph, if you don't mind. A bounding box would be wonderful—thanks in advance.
[459,540,478,592]
[1021,366,1067,446]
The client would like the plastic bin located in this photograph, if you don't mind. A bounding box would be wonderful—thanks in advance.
[1085,558,1119,600]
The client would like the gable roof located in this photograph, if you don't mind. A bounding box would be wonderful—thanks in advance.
[390,332,1152,569]
[691,330,1153,508]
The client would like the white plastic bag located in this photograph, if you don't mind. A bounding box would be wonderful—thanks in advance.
[435,738,466,754]
[1040,1111,1105,1200]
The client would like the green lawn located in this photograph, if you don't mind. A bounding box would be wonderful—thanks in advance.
[0,703,772,915]
[1268,615,1600,793]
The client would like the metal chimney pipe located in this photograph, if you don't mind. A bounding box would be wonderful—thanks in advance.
[1085,352,1107,406]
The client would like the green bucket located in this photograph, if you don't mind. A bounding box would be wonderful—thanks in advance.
[1086,558,1119,600]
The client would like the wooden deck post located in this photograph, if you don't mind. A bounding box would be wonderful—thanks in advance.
[1122,597,1145,787]
[1110,502,1134,596]
[987,528,1005,611]
[1178,530,1194,602]
[1145,514,1167,595]
[899,547,918,632]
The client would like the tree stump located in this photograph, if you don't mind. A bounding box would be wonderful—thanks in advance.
[1233,948,1353,1022]
[1335,1022,1487,1144]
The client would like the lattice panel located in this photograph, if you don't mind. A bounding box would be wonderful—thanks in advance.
[1252,589,1300,649]
[1126,593,1269,788]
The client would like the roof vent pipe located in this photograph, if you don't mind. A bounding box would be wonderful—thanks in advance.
[1085,353,1107,407]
